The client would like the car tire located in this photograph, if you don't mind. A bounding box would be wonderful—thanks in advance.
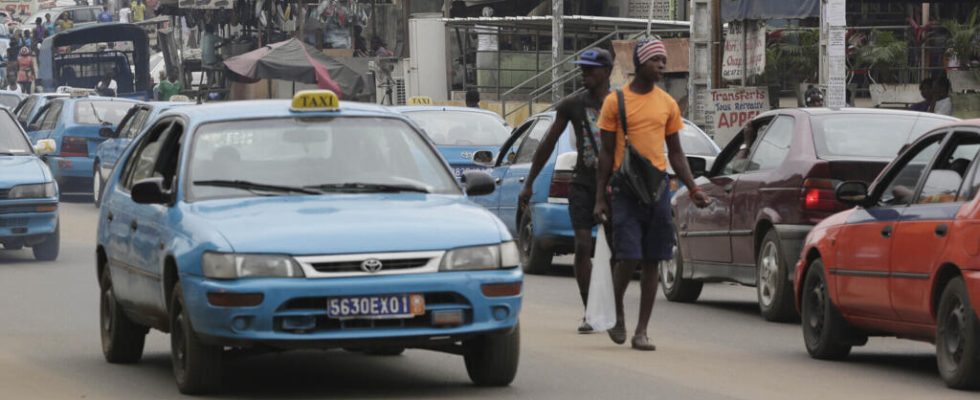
[32,225,59,261]
[364,346,406,356]
[936,277,980,389]
[464,323,520,387]
[801,260,852,360]
[170,282,223,395]
[93,163,104,208]
[660,239,703,303]
[100,268,147,363]
[518,213,551,275]
[756,230,797,322]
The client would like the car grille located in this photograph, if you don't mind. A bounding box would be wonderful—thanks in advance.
[311,258,430,273]
[294,251,443,278]
[275,292,472,333]
[0,189,9,199]
[0,217,28,227]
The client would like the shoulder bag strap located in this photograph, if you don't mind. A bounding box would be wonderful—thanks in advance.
[616,89,628,143]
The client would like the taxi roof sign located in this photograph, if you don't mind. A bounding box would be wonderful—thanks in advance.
[407,96,433,105]
[291,90,340,112]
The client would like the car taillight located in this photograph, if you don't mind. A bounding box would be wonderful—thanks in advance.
[60,136,87,157]
[801,178,841,211]
[549,170,573,201]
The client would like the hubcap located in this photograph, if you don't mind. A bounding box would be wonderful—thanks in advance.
[806,279,827,337]
[942,298,967,365]
[519,220,533,263]
[93,169,101,202]
[661,245,679,290]
[101,286,113,337]
[758,241,779,307]
[173,312,187,372]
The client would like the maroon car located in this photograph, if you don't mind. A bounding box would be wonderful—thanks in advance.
[668,108,957,321]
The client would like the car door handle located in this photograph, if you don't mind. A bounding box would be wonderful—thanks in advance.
[723,183,734,193]
[495,177,502,185]
[106,212,113,222]
[935,224,949,237]
[881,225,893,238]
[130,220,138,231]
[518,176,526,183]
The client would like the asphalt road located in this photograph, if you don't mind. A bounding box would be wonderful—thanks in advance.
[0,199,976,399]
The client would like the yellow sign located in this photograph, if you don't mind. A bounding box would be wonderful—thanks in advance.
[407,96,433,105]
[291,90,340,111]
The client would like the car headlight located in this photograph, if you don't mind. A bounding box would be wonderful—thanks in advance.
[440,241,520,271]
[201,252,305,279]
[8,182,56,199]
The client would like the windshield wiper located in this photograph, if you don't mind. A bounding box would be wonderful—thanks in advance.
[194,180,322,195]
[90,103,106,125]
[308,182,430,193]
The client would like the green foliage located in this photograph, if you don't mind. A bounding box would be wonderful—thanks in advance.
[939,6,980,67]
[854,30,908,82]
[764,29,819,86]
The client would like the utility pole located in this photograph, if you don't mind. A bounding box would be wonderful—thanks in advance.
[551,0,563,102]
[688,0,715,129]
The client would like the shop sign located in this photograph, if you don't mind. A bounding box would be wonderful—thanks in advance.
[707,87,770,146]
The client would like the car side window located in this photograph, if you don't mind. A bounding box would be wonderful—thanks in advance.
[513,118,551,164]
[122,121,174,191]
[123,109,149,139]
[878,135,945,207]
[15,97,36,124]
[915,132,980,205]
[39,102,63,131]
[498,120,534,166]
[152,122,185,192]
[745,116,794,172]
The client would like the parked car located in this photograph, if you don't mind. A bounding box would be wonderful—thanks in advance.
[0,107,59,260]
[470,111,720,274]
[394,106,510,178]
[96,91,522,394]
[669,108,957,321]
[13,93,69,129]
[0,90,25,110]
[24,96,138,191]
[795,119,980,389]
[92,101,193,206]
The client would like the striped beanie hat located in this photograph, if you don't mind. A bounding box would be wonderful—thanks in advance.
[633,39,667,67]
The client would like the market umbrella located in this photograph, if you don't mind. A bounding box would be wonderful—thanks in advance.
[223,38,366,98]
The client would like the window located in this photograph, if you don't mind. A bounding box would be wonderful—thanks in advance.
[0,113,31,154]
[677,122,718,156]
[124,122,174,190]
[811,114,953,159]
[118,108,149,139]
[746,116,794,172]
[916,132,980,204]
[514,119,551,164]
[74,101,134,126]
[498,120,533,166]
[402,110,509,146]
[39,102,63,131]
[879,137,943,206]
[16,96,37,125]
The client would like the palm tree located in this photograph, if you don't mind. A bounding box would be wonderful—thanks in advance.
[854,30,908,83]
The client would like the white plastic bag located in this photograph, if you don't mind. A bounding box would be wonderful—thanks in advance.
[585,228,616,331]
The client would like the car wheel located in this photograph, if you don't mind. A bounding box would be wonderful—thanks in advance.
[936,277,980,389]
[364,346,406,356]
[660,239,703,303]
[93,164,104,208]
[100,268,147,363]
[32,224,59,261]
[801,260,852,360]
[518,213,551,275]
[464,323,520,387]
[170,282,223,395]
[756,230,797,322]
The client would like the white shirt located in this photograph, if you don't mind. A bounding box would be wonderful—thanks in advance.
[119,7,131,23]
[934,97,953,116]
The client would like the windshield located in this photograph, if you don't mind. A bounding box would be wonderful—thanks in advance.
[74,101,133,125]
[0,94,20,109]
[187,117,460,201]
[402,110,509,146]
[811,114,955,159]
[0,112,31,154]
[678,122,718,156]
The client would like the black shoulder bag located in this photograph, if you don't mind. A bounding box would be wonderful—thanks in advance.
[613,89,667,206]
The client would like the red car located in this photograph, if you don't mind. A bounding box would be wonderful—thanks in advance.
[795,120,980,389]
[669,108,956,321]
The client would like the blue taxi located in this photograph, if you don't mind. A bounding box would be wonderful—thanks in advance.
[96,91,523,394]
[0,108,59,260]
[393,106,510,179]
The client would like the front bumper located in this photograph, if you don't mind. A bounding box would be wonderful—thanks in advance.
[46,156,94,181]
[181,269,523,348]
[0,199,58,240]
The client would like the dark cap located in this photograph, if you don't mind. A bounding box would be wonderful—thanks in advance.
[573,48,613,68]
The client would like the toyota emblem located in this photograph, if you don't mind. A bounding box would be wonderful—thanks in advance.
[360,258,383,273]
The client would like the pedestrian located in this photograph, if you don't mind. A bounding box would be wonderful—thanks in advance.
[158,69,182,101]
[518,47,614,333]
[593,39,711,351]
[118,2,132,23]
[804,85,824,107]
[6,77,21,93]
[931,75,953,116]
[33,18,45,44]
[909,78,933,112]
[97,5,113,23]
[44,14,55,37]
[95,72,117,96]
[131,0,145,22]
[152,70,166,100]
[16,47,35,94]
[21,30,31,49]
[371,36,394,57]
[465,89,480,108]
[200,23,219,85]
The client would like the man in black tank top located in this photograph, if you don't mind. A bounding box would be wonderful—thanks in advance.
[518,48,612,333]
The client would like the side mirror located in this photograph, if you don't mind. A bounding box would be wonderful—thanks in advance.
[836,181,869,206]
[131,177,169,204]
[99,126,116,138]
[34,138,56,155]
[686,156,708,178]
[473,150,494,167]
[462,171,495,196]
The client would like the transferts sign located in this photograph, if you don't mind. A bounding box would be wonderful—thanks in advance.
[707,87,770,147]
[290,90,339,112]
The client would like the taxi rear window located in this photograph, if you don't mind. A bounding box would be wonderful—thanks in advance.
[402,110,509,146]
[74,101,134,126]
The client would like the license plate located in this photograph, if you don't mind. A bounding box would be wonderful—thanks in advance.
[327,294,425,319]
[453,167,492,177]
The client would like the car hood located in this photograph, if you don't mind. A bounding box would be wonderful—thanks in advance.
[185,194,509,255]
[0,156,48,187]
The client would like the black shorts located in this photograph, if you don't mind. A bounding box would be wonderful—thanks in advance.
[568,183,599,230]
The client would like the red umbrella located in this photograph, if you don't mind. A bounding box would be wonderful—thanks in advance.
[224,38,362,97]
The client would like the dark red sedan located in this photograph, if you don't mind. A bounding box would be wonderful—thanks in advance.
[667,108,956,321]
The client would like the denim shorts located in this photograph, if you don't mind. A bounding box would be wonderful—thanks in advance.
[610,176,674,262]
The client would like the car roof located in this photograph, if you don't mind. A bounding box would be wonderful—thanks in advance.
[162,99,400,124]
[393,105,505,119]
[774,107,960,120]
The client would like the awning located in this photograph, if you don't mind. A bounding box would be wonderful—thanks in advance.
[722,0,819,22]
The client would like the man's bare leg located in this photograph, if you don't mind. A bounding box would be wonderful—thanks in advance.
[607,259,637,344]
[631,261,660,350]
[572,228,594,332]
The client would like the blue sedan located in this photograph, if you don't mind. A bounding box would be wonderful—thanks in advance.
[92,101,193,206]
[24,96,138,192]
[13,92,68,128]
[471,111,720,273]
[96,91,522,394]
[393,106,510,178]
[0,108,59,260]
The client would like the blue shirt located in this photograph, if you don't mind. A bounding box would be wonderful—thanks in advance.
[98,11,113,23]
